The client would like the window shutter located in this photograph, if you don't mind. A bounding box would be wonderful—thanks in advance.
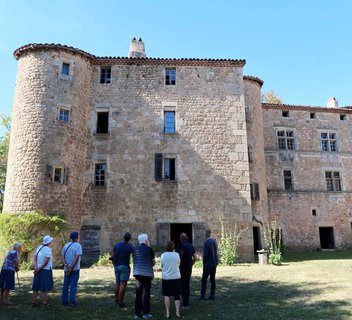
[64,166,69,183]
[155,153,163,181]
[46,165,52,181]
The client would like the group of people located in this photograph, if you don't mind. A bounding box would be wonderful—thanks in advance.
[0,228,219,319]
[111,229,218,319]
[0,231,82,307]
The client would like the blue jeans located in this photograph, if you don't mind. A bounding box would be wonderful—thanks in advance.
[62,270,80,305]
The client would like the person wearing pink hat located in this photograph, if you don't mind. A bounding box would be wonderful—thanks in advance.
[32,235,54,307]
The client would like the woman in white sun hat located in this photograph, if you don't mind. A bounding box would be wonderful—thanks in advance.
[32,235,54,307]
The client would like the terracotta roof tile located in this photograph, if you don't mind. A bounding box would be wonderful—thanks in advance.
[262,103,352,114]
[243,75,264,87]
[14,43,246,67]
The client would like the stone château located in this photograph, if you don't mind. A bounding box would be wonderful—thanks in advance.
[4,38,352,262]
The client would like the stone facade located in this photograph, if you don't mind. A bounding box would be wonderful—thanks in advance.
[4,40,352,262]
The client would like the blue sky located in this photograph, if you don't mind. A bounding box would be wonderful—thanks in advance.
[1,0,352,121]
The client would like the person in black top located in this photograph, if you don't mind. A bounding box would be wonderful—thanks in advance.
[175,233,198,309]
[111,232,134,308]
[200,229,218,300]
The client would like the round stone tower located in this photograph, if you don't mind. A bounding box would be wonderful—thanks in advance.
[4,44,93,229]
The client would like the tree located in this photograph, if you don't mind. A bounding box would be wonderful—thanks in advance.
[0,114,11,212]
[262,90,283,104]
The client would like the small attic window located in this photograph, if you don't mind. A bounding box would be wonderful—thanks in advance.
[62,63,70,76]
[310,112,316,119]
[282,111,289,117]
[340,114,347,120]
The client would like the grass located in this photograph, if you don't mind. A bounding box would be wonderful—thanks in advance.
[1,251,352,319]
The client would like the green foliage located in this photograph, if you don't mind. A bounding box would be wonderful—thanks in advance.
[93,252,112,267]
[0,211,66,261]
[0,113,11,212]
[263,220,283,266]
[219,216,247,265]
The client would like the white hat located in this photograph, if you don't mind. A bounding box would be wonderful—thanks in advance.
[138,233,148,244]
[43,235,53,245]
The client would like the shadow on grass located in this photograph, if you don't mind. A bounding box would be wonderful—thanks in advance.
[0,273,351,320]
[284,251,352,262]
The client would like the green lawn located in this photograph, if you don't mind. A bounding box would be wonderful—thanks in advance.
[1,251,352,319]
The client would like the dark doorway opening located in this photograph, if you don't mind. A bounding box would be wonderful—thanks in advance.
[170,223,193,248]
[319,227,335,249]
[253,226,261,255]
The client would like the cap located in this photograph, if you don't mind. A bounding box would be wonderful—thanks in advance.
[43,235,53,245]
[70,231,79,240]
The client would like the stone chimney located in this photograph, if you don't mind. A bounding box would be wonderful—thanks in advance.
[326,97,338,108]
[128,37,146,58]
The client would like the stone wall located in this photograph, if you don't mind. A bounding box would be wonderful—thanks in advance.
[263,106,352,250]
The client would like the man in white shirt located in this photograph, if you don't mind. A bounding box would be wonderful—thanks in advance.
[61,231,83,306]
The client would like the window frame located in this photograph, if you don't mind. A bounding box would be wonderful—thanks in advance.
[52,166,64,183]
[96,111,109,134]
[58,107,70,123]
[165,67,176,86]
[61,62,70,76]
[325,171,341,191]
[94,162,107,187]
[283,170,293,191]
[276,128,295,150]
[320,131,337,152]
[250,183,260,201]
[100,66,112,84]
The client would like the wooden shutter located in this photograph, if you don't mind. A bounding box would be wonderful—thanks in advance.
[155,153,163,181]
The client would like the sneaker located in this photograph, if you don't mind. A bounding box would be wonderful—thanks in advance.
[182,305,190,310]
[143,314,153,319]
[119,303,127,309]
[134,316,141,319]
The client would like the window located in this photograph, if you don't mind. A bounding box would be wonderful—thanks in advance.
[325,171,341,191]
[277,129,295,150]
[165,67,176,85]
[248,145,253,163]
[53,167,63,183]
[310,112,316,119]
[320,132,337,152]
[340,114,347,120]
[284,170,293,191]
[155,153,176,181]
[312,209,317,216]
[164,158,176,181]
[62,63,70,76]
[100,66,111,84]
[96,112,109,134]
[58,108,69,123]
[250,183,260,200]
[164,111,175,133]
[95,163,107,187]
[282,111,289,117]
[245,107,251,123]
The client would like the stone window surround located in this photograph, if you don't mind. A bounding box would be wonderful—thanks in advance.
[162,102,178,133]
[57,106,71,123]
[318,130,338,152]
[275,127,296,150]
[58,58,73,81]
[324,170,342,192]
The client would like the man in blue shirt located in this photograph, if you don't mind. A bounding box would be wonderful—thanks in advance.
[61,231,83,306]
[111,232,134,308]
[133,233,155,319]
[200,229,218,301]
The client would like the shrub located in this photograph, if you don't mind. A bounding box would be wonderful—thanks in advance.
[93,252,112,267]
[263,220,283,266]
[0,211,67,262]
[219,216,247,265]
